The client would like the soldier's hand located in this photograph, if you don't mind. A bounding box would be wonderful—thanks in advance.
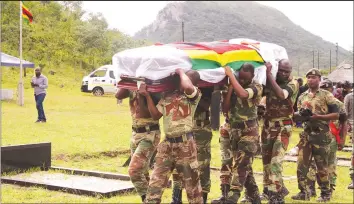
[265,62,272,75]
[138,82,149,97]
[338,143,344,151]
[224,66,233,77]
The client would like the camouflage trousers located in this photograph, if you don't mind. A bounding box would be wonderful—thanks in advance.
[172,128,212,193]
[145,137,203,204]
[307,136,337,186]
[219,121,233,185]
[261,122,291,194]
[296,130,331,194]
[129,130,161,196]
[228,122,260,198]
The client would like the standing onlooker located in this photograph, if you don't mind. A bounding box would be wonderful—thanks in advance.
[344,91,354,189]
[31,67,48,123]
[293,78,308,128]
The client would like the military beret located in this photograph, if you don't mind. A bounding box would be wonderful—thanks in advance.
[305,68,321,77]
[320,79,333,88]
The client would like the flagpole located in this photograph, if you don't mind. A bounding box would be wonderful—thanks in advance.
[18,0,24,106]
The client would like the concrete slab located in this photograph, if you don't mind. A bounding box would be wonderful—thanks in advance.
[1,171,135,197]
[1,142,51,173]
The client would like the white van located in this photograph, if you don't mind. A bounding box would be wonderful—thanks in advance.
[81,65,118,96]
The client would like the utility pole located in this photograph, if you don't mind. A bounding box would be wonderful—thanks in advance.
[317,50,320,70]
[297,57,300,76]
[335,42,338,66]
[329,49,332,72]
[312,50,315,68]
[182,22,184,42]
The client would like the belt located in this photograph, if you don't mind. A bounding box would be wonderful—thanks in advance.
[165,132,194,143]
[132,124,160,133]
[231,119,257,129]
[265,119,292,128]
[195,120,211,127]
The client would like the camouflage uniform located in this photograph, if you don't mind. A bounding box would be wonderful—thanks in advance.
[261,78,298,199]
[171,87,213,202]
[224,82,263,203]
[219,119,232,185]
[307,98,345,191]
[128,91,161,197]
[145,88,203,204]
[295,88,339,200]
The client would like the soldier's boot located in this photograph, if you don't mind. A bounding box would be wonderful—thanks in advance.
[291,191,310,201]
[224,190,241,204]
[239,195,252,203]
[309,181,317,197]
[316,190,331,203]
[141,195,146,202]
[202,193,208,204]
[259,187,269,201]
[211,184,230,204]
[329,184,335,197]
[170,189,182,204]
[268,191,285,204]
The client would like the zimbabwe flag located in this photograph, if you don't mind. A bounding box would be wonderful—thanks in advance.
[163,41,265,71]
[22,1,33,24]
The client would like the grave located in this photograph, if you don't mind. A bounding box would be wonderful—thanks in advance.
[1,142,135,198]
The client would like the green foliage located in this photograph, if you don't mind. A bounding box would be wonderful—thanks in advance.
[1,1,150,72]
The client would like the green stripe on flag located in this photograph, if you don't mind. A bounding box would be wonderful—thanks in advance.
[226,61,264,70]
[190,59,221,70]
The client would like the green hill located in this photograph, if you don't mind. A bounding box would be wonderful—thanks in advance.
[134,1,353,75]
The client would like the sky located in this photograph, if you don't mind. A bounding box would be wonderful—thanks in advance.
[82,1,353,51]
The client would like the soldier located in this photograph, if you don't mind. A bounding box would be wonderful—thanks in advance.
[170,86,213,204]
[211,84,233,203]
[141,69,203,204]
[291,68,339,202]
[344,91,354,189]
[212,63,263,204]
[305,79,347,197]
[115,87,161,202]
[260,60,299,204]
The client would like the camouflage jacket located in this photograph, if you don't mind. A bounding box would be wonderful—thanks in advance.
[157,87,201,138]
[297,89,339,130]
[193,87,213,131]
[264,78,299,121]
[229,82,263,124]
[129,91,159,128]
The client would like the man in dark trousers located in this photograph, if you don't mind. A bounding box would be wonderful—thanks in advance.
[31,67,48,123]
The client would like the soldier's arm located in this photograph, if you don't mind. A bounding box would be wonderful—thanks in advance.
[138,83,163,120]
[344,94,350,115]
[115,88,130,100]
[222,84,233,115]
[176,69,195,95]
[311,92,339,121]
[265,64,294,100]
[224,67,249,99]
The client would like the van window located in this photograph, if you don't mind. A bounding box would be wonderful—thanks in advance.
[91,70,106,77]
[109,71,115,79]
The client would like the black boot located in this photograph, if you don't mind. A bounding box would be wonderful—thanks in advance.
[309,181,317,197]
[202,192,208,204]
[224,190,241,204]
[291,191,310,201]
[141,195,146,202]
[170,189,182,204]
[268,191,285,204]
[211,184,230,204]
[259,187,269,201]
[316,190,331,203]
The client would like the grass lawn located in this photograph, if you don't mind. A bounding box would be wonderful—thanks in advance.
[1,69,353,203]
